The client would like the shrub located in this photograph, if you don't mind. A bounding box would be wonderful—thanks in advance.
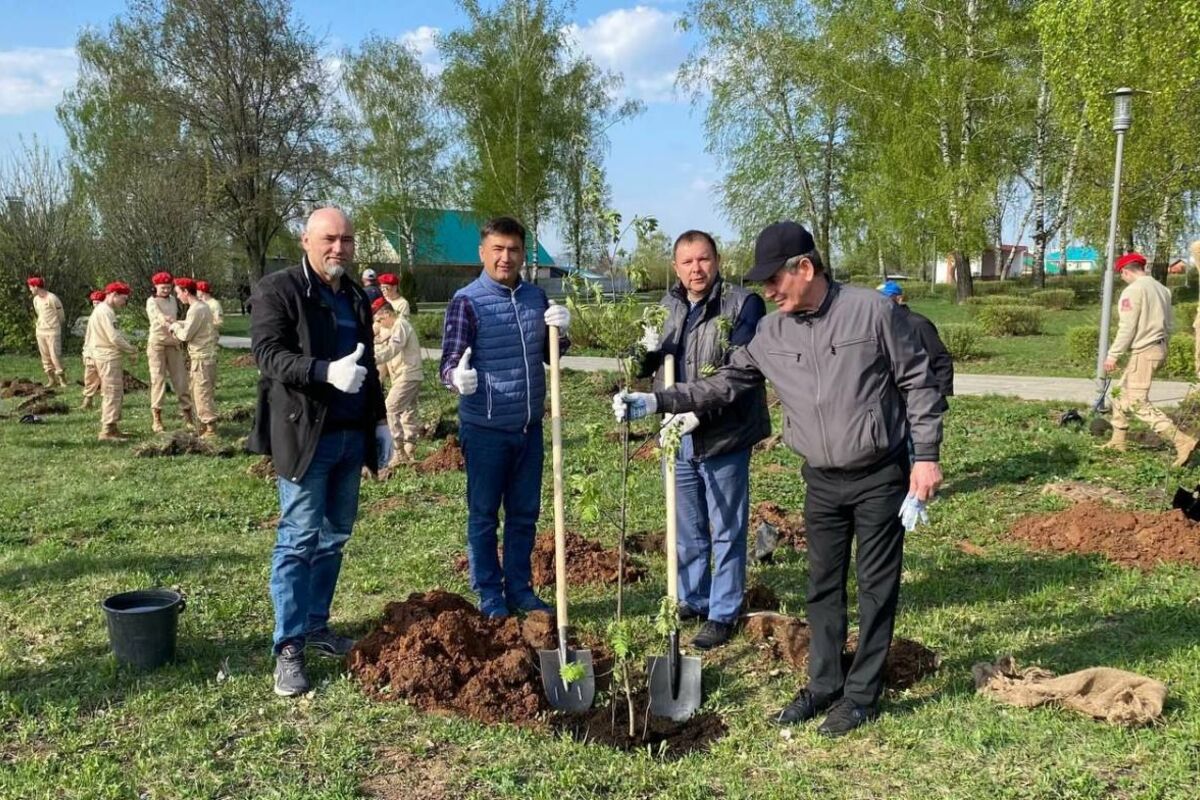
[965,295,1025,307]
[1177,302,1198,332]
[1163,333,1195,379]
[1171,284,1198,304]
[1066,325,1100,366]
[973,281,1027,297]
[939,323,985,360]
[408,310,445,344]
[977,304,1043,336]
[1029,289,1074,309]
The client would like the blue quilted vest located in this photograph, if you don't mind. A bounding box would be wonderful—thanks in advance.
[456,272,547,432]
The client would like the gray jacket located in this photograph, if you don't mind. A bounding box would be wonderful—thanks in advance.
[636,277,770,458]
[655,281,943,470]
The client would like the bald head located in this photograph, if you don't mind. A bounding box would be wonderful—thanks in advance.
[302,207,355,284]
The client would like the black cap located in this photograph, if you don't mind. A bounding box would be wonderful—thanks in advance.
[745,221,816,281]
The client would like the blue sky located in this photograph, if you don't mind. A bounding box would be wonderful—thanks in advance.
[0,0,726,259]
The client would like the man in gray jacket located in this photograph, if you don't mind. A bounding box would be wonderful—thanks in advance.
[614,221,944,736]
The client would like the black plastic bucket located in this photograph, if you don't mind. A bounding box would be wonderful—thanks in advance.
[100,588,186,670]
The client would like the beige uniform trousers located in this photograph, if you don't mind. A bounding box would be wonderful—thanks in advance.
[97,358,125,426]
[147,342,192,413]
[1112,343,1180,439]
[36,331,63,378]
[190,359,218,424]
[1193,307,1200,379]
[82,357,101,399]
[386,380,421,446]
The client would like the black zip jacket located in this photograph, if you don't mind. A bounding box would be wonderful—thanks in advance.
[246,258,386,482]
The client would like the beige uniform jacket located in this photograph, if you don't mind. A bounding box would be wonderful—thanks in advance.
[1110,275,1173,358]
[375,316,422,383]
[170,301,219,361]
[204,297,224,328]
[87,304,138,362]
[145,295,180,345]
[389,295,411,317]
[33,292,65,333]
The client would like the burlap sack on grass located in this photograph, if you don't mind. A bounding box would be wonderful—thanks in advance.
[972,655,1166,726]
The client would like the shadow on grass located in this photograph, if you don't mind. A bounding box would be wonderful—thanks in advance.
[942,443,1080,497]
[0,550,256,590]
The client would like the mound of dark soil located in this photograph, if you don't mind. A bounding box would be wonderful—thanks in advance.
[627,529,664,555]
[744,613,939,690]
[416,435,464,473]
[552,694,727,758]
[16,397,68,415]
[0,378,50,398]
[133,431,234,457]
[231,353,256,368]
[219,404,255,423]
[453,530,646,588]
[348,590,556,724]
[1010,501,1200,570]
[751,501,806,551]
[247,455,277,480]
[742,583,780,612]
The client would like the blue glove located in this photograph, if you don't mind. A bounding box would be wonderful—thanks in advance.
[611,390,657,422]
[375,423,394,470]
[898,493,929,532]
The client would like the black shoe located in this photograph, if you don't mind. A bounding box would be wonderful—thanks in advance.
[690,620,734,650]
[678,605,704,622]
[306,628,356,658]
[772,687,841,725]
[273,643,311,697]
[817,698,879,737]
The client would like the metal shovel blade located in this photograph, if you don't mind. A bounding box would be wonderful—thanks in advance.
[646,634,702,722]
[538,647,595,713]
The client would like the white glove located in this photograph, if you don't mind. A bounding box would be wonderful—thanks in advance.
[612,390,657,422]
[639,324,661,353]
[324,342,367,394]
[451,347,477,395]
[544,302,570,333]
[898,493,929,532]
[375,423,393,470]
[659,412,700,446]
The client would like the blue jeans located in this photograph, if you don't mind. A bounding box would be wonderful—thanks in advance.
[674,435,751,624]
[270,429,365,652]
[460,421,544,609]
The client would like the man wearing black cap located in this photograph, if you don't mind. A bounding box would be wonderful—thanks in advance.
[614,221,944,736]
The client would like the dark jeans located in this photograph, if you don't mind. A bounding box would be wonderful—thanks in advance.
[270,429,365,652]
[460,421,544,608]
[802,453,909,706]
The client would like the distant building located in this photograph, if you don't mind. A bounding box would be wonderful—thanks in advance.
[934,244,1028,284]
[1043,246,1100,274]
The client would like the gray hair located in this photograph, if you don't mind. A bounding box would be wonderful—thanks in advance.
[782,250,825,274]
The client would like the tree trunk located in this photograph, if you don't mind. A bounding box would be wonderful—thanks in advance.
[1151,191,1174,283]
[954,251,974,302]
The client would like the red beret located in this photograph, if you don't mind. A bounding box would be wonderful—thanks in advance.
[195,280,210,293]
[371,297,391,314]
[105,281,131,296]
[89,290,107,302]
[151,271,174,285]
[377,272,399,286]
[173,277,196,292]
[26,276,44,288]
[1115,252,1147,273]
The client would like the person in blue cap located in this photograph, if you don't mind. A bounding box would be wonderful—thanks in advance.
[877,281,954,405]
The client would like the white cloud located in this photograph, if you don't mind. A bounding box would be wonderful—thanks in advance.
[0,48,77,116]
[401,25,443,75]
[564,6,687,104]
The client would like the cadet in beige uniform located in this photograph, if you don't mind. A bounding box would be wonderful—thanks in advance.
[197,281,224,329]
[88,282,139,440]
[145,271,194,432]
[1190,240,1200,379]
[372,297,422,464]
[27,277,66,387]
[80,290,107,410]
[169,277,220,438]
[378,273,411,317]
[1102,252,1197,466]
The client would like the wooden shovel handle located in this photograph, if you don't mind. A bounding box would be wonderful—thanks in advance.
[663,355,678,604]
[549,325,568,629]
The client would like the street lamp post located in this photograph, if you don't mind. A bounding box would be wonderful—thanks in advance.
[1094,88,1136,412]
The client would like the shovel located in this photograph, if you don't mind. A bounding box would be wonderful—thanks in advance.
[646,354,702,721]
[538,321,595,712]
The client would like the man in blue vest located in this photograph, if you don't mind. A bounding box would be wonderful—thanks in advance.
[440,216,571,618]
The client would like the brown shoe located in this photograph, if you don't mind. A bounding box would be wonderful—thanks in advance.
[151,409,165,433]
[55,372,68,388]
[98,425,131,441]
[1173,433,1198,468]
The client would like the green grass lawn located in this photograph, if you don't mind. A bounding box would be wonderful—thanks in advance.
[2,351,1199,799]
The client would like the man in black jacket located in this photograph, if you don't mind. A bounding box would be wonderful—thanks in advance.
[878,281,954,403]
[248,207,391,698]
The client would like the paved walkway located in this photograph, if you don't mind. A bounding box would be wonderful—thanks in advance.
[218,336,1193,407]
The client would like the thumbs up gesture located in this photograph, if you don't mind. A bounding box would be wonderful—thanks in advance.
[325,342,367,394]
[451,347,477,395]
